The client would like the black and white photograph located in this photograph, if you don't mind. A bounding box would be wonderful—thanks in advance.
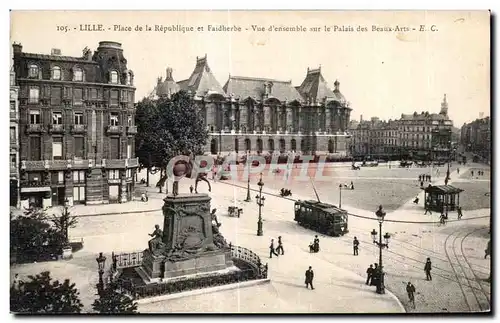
[8,9,491,314]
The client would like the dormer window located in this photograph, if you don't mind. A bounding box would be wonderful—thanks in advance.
[73,67,83,81]
[110,71,118,84]
[28,64,39,78]
[51,66,61,80]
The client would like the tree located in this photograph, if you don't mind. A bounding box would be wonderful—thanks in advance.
[50,204,78,247]
[10,208,63,261]
[135,91,209,189]
[10,271,83,313]
[92,282,138,314]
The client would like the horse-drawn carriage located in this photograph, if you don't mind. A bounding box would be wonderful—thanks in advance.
[280,188,292,197]
[400,160,413,168]
[227,206,243,218]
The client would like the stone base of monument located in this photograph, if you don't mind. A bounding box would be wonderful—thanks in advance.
[136,248,234,284]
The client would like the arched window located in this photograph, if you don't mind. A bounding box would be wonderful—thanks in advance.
[279,139,286,152]
[73,68,83,81]
[291,139,297,151]
[268,139,275,152]
[127,72,133,85]
[210,139,218,155]
[328,139,334,153]
[110,71,118,84]
[28,64,39,78]
[245,138,251,152]
[256,139,263,153]
[51,66,61,80]
[234,138,239,153]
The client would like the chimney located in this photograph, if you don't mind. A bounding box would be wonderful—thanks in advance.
[51,48,62,56]
[12,42,22,55]
[360,114,363,122]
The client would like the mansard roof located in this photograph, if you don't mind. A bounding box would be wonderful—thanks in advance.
[223,75,302,102]
[19,52,98,64]
[296,67,336,102]
[178,55,225,97]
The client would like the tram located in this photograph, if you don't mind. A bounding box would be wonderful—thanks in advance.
[294,200,348,237]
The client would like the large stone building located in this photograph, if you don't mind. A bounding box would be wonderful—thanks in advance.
[152,55,352,156]
[10,67,20,207]
[12,41,138,208]
[348,94,453,160]
[460,116,490,163]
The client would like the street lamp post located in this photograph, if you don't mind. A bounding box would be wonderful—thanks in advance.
[370,205,391,294]
[96,252,106,296]
[255,173,265,236]
[245,151,252,202]
[339,184,342,208]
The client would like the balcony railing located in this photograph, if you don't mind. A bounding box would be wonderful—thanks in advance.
[49,124,65,134]
[102,158,139,169]
[26,124,45,134]
[21,159,91,171]
[10,111,17,120]
[71,124,87,134]
[106,125,123,135]
[126,126,137,135]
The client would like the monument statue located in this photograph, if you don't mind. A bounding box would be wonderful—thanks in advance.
[148,224,166,256]
[140,193,233,281]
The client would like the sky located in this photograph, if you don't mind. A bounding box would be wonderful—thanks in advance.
[10,10,490,126]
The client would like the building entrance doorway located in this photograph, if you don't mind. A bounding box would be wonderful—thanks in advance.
[51,187,66,206]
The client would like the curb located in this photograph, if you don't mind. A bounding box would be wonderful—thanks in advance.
[74,208,161,218]
[385,287,407,313]
[135,278,271,305]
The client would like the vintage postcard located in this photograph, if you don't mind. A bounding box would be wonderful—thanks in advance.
[9,10,491,314]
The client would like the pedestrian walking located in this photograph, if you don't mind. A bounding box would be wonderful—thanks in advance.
[189,185,194,193]
[429,175,432,182]
[457,206,463,220]
[276,236,284,255]
[424,258,432,281]
[305,266,314,290]
[457,168,460,174]
[313,235,320,253]
[269,239,279,258]
[353,237,359,256]
[420,180,424,188]
[418,175,422,182]
[424,206,432,215]
[440,213,446,225]
[471,170,474,177]
[406,282,416,308]
[366,264,374,285]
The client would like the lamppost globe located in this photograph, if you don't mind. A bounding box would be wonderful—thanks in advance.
[339,184,342,189]
[376,205,386,223]
[370,229,377,242]
[383,232,391,245]
[96,252,106,272]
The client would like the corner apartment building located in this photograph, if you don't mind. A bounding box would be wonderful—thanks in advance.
[460,116,491,163]
[10,67,20,207]
[12,41,138,209]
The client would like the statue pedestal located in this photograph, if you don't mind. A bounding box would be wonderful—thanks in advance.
[137,193,233,284]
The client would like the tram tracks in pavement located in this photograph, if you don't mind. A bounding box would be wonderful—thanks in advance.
[335,224,490,296]
[443,226,490,312]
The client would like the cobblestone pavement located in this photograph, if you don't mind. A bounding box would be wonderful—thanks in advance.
[10,163,490,313]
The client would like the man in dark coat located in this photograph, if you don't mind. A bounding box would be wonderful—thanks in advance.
[276,236,284,255]
[269,239,279,258]
[353,237,359,256]
[305,266,314,290]
[406,282,416,308]
[424,257,432,281]
[366,264,374,285]
[371,263,379,286]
